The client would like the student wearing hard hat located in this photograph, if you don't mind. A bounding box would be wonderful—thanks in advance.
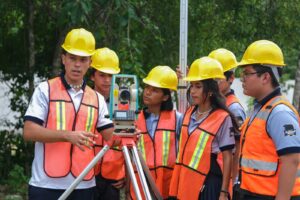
[169,57,239,200]
[129,66,183,199]
[208,48,246,128]
[208,48,246,194]
[23,28,115,200]
[237,40,300,200]
[90,48,120,104]
[90,48,125,200]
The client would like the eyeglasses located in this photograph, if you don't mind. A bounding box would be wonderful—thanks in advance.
[240,71,259,79]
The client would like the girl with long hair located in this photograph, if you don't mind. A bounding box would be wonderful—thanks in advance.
[169,57,239,200]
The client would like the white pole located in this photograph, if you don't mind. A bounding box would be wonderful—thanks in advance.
[178,0,188,113]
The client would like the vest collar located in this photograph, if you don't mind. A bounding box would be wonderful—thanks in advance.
[142,107,150,119]
[60,72,87,90]
[143,107,162,119]
[256,87,281,106]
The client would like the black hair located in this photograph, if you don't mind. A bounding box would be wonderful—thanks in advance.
[187,79,239,132]
[87,68,97,79]
[252,64,282,87]
[85,68,96,89]
[160,88,173,111]
[224,70,234,81]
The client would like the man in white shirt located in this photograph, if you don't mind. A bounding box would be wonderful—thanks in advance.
[23,28,114,200]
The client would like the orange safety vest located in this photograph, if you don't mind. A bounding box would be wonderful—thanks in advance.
[94,133,125,181]
[240,95,300,197]
[169,106,228,200]
[226,93,241,107]
[44,77,99,181]
[130,110,177,199]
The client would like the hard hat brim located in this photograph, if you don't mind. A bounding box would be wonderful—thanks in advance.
[223,64,238,72]
[62,45,94,57]
[143,79,177,91]
[183,74,225,82]
[90,65,120,74]
[237,60,285,68]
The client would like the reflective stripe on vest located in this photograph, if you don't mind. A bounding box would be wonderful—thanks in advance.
[188,130,210,170]
[240,95,300,197]
[45,77,98,181]
[176,130,183,163]
[56,101,66,130]
[138,134,147,161]
[162,130,171,166]
[169,107,228,200]
[241,157,277,175]
[86,106,95,131]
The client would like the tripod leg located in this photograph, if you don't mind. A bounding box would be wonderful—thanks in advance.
[131,146,152,200]
[123,145,143,200]
[58,145,110,200]
[137,150,163,200]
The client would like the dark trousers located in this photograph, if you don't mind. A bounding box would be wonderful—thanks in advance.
[198,154,224,200]
[28,185,95,200]
[95,175,120,200]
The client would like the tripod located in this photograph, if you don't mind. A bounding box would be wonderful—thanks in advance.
[59,135,162,200]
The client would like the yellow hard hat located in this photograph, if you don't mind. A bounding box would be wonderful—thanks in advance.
[143,66,178,91]
[61,28,95,56]
[91,48,120,74]
[239,40,285,67]
[208,48,237,72]
[184,57,225,81]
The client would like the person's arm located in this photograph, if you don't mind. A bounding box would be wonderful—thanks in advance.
[100,126,114,141]
[275,153,300,200]
[220,150,232,200]
[266,105,300,199]
[23,120,96,151]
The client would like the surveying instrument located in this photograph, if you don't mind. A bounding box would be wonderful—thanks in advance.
[59,74,162,200]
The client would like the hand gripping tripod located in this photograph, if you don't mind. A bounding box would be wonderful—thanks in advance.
[59,135,162,200]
